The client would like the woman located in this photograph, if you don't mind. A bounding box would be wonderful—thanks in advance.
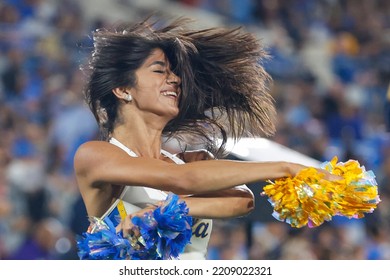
[74,17,338,260]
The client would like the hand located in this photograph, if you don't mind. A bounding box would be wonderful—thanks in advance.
[287,162,343,182]
[317,168,343,182]
[116,203,162,238]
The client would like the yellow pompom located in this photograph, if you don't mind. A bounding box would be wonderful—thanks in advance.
[323,156,379,218]
[262,156,380,228]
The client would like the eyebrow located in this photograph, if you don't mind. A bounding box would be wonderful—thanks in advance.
[148,61,166,67]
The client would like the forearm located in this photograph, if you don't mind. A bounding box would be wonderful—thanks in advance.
[169,159,291,194]
[180,186,255,218]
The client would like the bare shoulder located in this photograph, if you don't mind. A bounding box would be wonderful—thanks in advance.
[73,141,124,172]
[75,140,114,153]
[74,141,113,160]
[175,149,215,163]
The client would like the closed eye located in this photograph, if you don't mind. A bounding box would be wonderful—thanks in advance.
[153,70,166,74]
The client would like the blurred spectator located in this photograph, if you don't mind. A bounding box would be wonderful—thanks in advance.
[1,0,389,260]
[8,217,71,260]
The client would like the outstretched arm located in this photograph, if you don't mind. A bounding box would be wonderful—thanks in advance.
[74,140,340,219]
[74,141,332,196]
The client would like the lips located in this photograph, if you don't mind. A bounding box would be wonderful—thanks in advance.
[161,91,178,98]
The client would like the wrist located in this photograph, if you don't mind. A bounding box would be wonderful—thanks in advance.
[283,162,300,177]
[282,162,293,177]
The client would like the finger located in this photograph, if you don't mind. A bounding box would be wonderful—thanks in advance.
[132,227,140,237]
[328,174,343,181]
[120,215,134,237]
[319,170,343,182]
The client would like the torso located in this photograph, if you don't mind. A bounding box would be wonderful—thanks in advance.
[101,137,212,260]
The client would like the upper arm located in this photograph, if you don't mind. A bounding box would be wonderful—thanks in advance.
[73,141,186,192]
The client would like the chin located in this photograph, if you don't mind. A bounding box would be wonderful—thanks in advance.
[160,109,179,122]
[168,107,180,118]
[168,112,179,120]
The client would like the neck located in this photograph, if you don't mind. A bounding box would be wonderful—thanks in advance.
[111,115,168,159]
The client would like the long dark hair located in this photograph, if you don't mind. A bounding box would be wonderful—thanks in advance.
[83,17,276,157]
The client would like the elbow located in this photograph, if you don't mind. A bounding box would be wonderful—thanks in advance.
[244,195,255,215]
[210,188,255,218]
[234,194,255,217]
[230,185,255,217]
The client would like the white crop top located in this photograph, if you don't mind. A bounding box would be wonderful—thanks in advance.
[101,137,212,260]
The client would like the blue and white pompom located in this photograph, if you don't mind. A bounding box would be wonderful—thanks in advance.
[77,193,192,260]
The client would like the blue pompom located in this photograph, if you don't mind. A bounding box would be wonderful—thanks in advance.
[76,217,131,260]
[77,193,192,260]
[131,193,193,260]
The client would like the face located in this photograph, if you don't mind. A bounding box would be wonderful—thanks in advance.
[130,48,181,120]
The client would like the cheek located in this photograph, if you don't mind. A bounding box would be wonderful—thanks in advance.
[137,78,164,94]
[134,85,159,100]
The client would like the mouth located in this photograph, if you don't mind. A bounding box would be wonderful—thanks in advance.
[161,90,179,99]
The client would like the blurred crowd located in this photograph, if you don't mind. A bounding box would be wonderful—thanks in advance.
[0,0,389,260]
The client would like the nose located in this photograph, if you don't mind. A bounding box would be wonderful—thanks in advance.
[166,71,181,85]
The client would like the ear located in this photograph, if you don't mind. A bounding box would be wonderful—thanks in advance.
[112,87,127,99]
